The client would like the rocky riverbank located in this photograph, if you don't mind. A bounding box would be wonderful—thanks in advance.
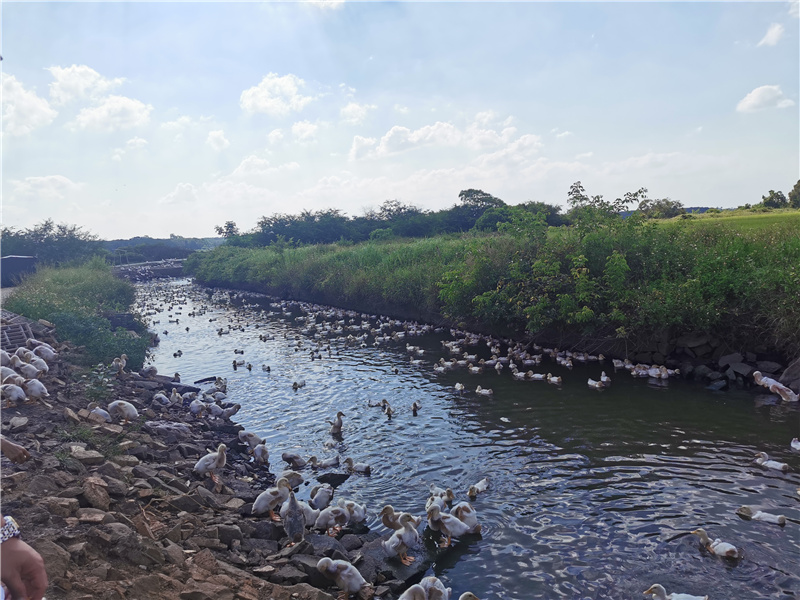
[0,336,447,600]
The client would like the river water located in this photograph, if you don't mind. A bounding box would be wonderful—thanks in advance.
[136,279,800,599]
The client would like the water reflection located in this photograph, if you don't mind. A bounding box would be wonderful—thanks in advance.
[138,280,800,599]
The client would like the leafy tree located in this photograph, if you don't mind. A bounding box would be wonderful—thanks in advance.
[761,190,788,209]
[1,219,103,265]
[215,221,240,238]
[637,197,686,219]
[789,180,800,209]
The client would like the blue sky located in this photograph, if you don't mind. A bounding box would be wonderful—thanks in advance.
[2,1,798,240]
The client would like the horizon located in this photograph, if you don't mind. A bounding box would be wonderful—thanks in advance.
[2,1,798,240]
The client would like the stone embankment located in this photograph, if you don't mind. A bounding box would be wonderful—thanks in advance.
[1,340,442,600]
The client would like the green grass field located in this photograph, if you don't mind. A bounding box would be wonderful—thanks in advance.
[665,209,800,230]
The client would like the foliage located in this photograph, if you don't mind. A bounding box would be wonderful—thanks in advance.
[1,219,105,265]
[4,258,150,368]
[761,189,788,209]
[637,197,686,219]
[789,180,800,209]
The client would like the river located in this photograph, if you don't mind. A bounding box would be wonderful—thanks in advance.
[136,278,800,599]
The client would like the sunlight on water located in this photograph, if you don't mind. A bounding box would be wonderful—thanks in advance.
[138,279,800,599]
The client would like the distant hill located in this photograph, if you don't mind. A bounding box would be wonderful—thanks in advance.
[103,236,223,251]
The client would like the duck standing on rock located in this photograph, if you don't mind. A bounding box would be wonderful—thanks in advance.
[193,443,227,492]
[316,557,372,600]
[282,490,306,547]
[108,400,139,424]
[310,484,334,510]
[381,512,419,565]
[252,477,291,522]
[252,443,269,465]
[427,504,472,548]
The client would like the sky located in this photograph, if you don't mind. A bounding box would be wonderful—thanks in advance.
[2,1,798,241]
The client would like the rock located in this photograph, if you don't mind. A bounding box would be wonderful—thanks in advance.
[69,446,105,465]
[316,472,351,488]
[264,582,336,600]
[216,524,243,547]
[728,362,754,377]
[26,474,61,496]
[161,540,186,566]
[77,508,113,524]
[779,358,800,385]
[706,380,728,391]
[30,539,71,580]
[706,370,723,381]
[82,476,112,510]
[94,461,123,478]
[63,407,81,425]
[693,344,712,357]
[191,548,220,574]
[39,496,79,517]
[718,353,743,368]
[110,455,140,467]
[757,360,783,374]
[9,416,28,432]
[676,333,711,348]
[693,365,713,379]
[179,580,234,600]
[166,493,204,513]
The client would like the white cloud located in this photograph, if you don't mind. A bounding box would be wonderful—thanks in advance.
[556,130,573,138]
[206,129,230,151]
[757,23,785,46]
[340,101,377,124]
[575,151,593,159]
[70,95,153,131]
[292,120,318,141]
[474,133,543,168]
[267,129,284,144]
[394,104,409,114]
[160,182,199,205]
[111,136,148,161]
[308,0,345,9]
[161,115,195,131]
[48,65,125,105]
[736,85,795,112]
[10,175,83,203]
[228,155,300,182]
[348,135,377,161]
[1,73,58,136]
[240,73,313,116]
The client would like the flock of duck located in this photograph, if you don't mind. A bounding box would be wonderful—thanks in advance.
[1,339,56,407]
[128,283,799,599]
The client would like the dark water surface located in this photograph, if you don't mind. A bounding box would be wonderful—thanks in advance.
[137,279,800,599]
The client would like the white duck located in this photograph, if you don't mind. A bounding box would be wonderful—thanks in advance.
[792,438,800,452]
[308,455,340,469]
[451,501,482,534]
[314,505,349,536]
[188,398,206,418]
[238,430,264,452]
[735,505,786,526]
[23,379,49,401]
[691,528,740,558]
[253,443,269,465]
[382,512,419,565]
[419,576,451,600]
[282,451,307,470]
[427,504,472,547]
[310,484,335,510]
[467,477,489,499]
[329,411,345,435]
[643,583,708,600]
[337,498,367,525]
[108,400,139,424]
[252,477,291,522]
[475,386,493,396]
[754,451,789,472]
[193,443,227,491]
[1,383,27,407]
[316,557,371,600]
[343,457,371,475]
[88,402,112,422]
[546,373,562,385]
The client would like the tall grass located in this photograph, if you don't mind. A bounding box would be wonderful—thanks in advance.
[4,257,150,368]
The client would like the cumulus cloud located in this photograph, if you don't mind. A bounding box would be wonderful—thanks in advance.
[348,135,377,161]
[48,64,125,105]
[394,104,409,114]
[70,95,153,131]
[736,85,795,112]
[340,101,376,124]
[757,23,785,46]
[10,174,83,202]
[1,73,58,136]
[228,156,300,182]
[160,182,199,205]
[267,129,284,144]
[292,120,318,141]
[474,133,543,168]
[240,73,313,116]
[206,129,230,151]
[111,136,148,161]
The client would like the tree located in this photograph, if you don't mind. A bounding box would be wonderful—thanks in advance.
[787,180,800,209]
[637,197,686,219]
[214,221,240,238]
[0,219,103,265]
[566,182,645,229]
[761,190,788,208]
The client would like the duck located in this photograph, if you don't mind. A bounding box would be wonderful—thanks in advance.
[467,477,489,499]
[188,398,206,418]
[282,451,307,470]
[378,505,422,530]
[429,482,447,497]
[23,379,49,401]
[31,344,57,362]
[316,557,371,600]
[343,457,371,475]
[221,403,241,419]
[193,443,227,491]
[600,371,611,386]
[454,382,465,394]
[313,505,349,537]
[754,451,790,472]
[10,357,42,380]
[292,379,306,390]
[308,455,340,469]
[238,430,264,452]
[451,501,482,534]
[309,483,334,510]
[87,402,112,422]
[475,386,493,396]
[643,583,708,600]
[587,378,605,390]
[252,477,291,521]
[328,411,345,435]
[152,392,171,407]
[426,504,472,547]
[108,400,139,424]
[1,383,27,407]
[280,495,319,524]
[337,498,367,525]
[252,443,269,465]
[397,585,427,600]
[411,400,421,416]
[279,470,304,489]
[792,438,800,452]
[426,495,447,512]
[381,512,419,565]
[546,373,562,385]
[419,576,452,600]
[690,528,740,558]
[281,491,306,547]
[735,505,786,526]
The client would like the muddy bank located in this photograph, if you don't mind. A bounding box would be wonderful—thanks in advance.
[1,336,450,600]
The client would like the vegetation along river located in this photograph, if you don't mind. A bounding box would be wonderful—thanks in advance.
[136,278,800,600]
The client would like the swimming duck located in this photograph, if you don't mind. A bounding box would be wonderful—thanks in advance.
[412,401,421,416]
[281,491,306,547]
[451,501,482,534]
[454,382,465,394]
[419,576,452,600]
[397,585,427,600]
[735,505,786,526]
[643,583,707,600]
[252,443,269,465]
[430,482,447,497]
[282,451,307,469]
[382,512,419,565]
[792,438,800,452]
[546,373,562,385]
[308,455,340,469]
[600,371,611,386]
[193,443,227,491]
[309,483,334,510]
[279,470,304,489]
[691,528,740,558]
[292,379,306,390]
[252,477,291,521]
[754,451,789,472]
[108,400,139,424]
[587,378,605,390]
[313,505,349,537]
[329,411,345,435]
[316,557,371,600]
[475,386,493,396]
[343,457,371,475]
[467,477,489,499]
[427,504,472,547]
[426,495,447,512]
